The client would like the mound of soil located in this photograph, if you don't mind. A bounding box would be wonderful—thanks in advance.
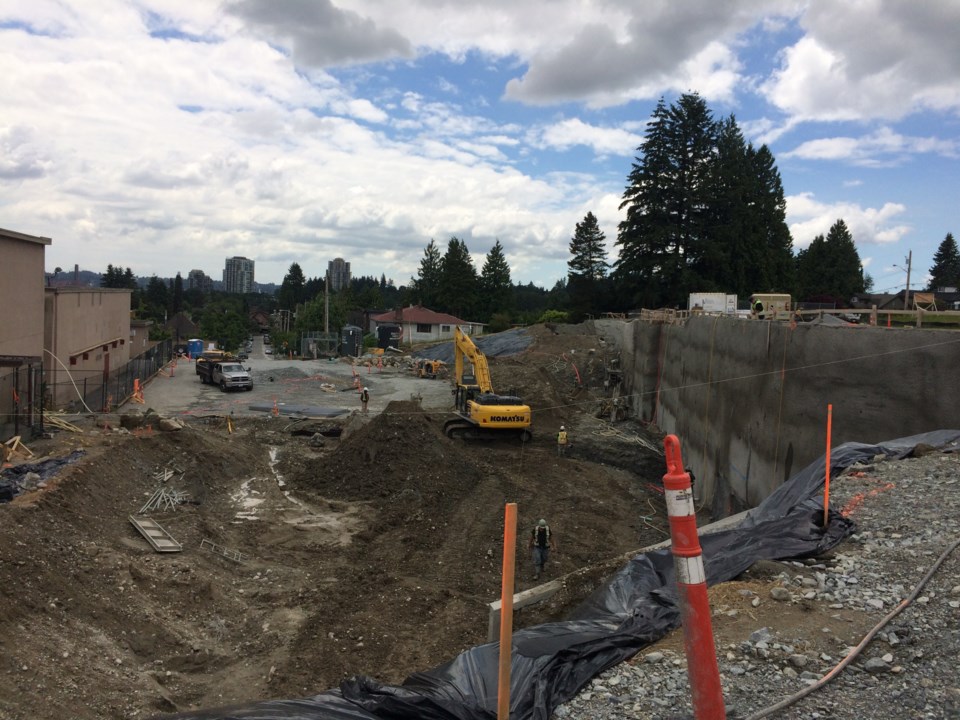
[0,323,675,719]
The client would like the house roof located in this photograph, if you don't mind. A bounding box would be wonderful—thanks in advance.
[371,305,474,326]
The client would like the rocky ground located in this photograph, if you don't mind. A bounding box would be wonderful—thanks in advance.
[554,448,960,720]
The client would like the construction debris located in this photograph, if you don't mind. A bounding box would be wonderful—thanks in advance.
[3,436,35,460]
[200,538,246,563]
[44,415,83,433]
[128,515,183,553]
[139,486,190,514]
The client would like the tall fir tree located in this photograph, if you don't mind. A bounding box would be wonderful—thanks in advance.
[278,263,306,310]
[615,93,717,307]
[927,233,960,290]
[438,237,479,319]
[795,219,864,301]
[567,211,608,319]
[172,272,184,314]
[413,239,443,308]
[749,145,796,294]
[479,240,513,322]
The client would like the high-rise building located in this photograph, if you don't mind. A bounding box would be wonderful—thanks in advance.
[327,257,351,292]
[223,256,254,294]
[187,269,213,293]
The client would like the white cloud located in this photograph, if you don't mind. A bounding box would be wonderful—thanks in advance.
[762,1,960,121]
[783,128,958,166]
[534,118,643,156]
[787,192,910,250]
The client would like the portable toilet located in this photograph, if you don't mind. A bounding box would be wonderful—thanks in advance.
[340,325,363,357]
[187,338,204,358]
[376,324,402,349]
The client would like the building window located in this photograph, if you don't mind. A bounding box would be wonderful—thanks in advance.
[416,323,431,333]
[70,356,77,366]
[441,325,450,333]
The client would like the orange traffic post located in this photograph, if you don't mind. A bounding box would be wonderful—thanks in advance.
[662,435,725,720]
[497,502,518,720]
[823,404,833,527]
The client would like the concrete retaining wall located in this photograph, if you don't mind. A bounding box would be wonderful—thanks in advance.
[621,316,959,515]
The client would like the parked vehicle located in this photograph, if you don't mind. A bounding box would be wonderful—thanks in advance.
[197,361,253,392]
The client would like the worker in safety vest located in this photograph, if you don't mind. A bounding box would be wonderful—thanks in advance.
[360,386,370,413]
[528,519,558,580]
[557,425,569,457]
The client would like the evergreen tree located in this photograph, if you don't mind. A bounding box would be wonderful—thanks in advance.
[795,219,865,302]
[101,264,137,289]
[144,276,169,321]
[928,233,960,290]
[278,262,306,310]
[172,273,184,314]
[412,239,443,308]
[304,275,324,300]
[750,145,796,294]
[438,237,478,319]
[615,93,717,307]
[567,211,609,319]
[479,240,513,321]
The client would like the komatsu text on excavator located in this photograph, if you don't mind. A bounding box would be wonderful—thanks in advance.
[443,326,532,441]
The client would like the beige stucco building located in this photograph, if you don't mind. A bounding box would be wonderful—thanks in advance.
[44,288,132,411]
[0,227,51,439]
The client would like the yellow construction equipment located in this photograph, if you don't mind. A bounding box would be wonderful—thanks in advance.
[414,358,446,379]
[444,327,532,441]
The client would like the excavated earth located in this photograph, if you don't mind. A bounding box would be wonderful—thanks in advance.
[0,324,680,720]
[7,323,950,720]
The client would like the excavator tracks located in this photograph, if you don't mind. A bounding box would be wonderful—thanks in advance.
[443,418,532,443]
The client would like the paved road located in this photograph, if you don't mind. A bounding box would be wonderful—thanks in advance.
[139,336,454,418]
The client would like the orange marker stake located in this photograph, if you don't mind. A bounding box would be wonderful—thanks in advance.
[497,503,517,720]
[823,404,833,527]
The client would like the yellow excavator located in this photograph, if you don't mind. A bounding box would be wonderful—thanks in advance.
[443,326,532,441]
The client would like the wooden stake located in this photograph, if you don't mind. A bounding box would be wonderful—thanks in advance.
[497,503,517,720]
[823,404,833,527]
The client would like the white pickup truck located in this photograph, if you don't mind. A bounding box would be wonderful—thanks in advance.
[198,361,253,392]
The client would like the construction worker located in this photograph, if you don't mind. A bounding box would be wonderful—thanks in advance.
[528,518,557,580]
[557,425,569,457]
[360,386,370,414]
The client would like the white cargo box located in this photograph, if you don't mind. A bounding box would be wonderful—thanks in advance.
[688,293,738,314]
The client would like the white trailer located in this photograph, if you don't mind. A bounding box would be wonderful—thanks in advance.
[688,293,738,314]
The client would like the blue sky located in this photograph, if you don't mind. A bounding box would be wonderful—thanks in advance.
[2,1,958,295]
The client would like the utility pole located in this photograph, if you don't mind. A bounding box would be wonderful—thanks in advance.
[903,250,912,310]
[324,270,329,333]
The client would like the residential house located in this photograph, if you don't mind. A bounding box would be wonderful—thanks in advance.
[370,306,483,345]
[44,287,132,411]
[0,227,51,439]
[165,311,200,346]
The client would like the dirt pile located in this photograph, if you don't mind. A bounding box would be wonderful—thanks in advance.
[0,324,676,720]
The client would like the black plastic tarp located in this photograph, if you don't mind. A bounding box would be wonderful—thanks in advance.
[161,430,960,720]
[0,449,85,503]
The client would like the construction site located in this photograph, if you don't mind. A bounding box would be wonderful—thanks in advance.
[0,322,680,719]
[2,318,958,720]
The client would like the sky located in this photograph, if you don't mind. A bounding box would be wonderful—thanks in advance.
[2,1,958,295]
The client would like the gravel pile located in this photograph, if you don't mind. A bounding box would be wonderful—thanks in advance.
[554,450,960,720]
